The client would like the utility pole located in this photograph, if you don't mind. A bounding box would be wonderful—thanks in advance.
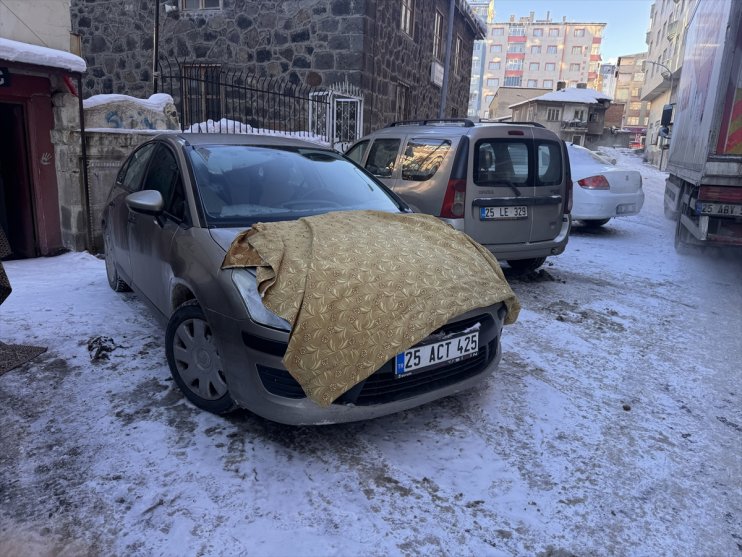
[438,0,456,118]
[153,0,160,94]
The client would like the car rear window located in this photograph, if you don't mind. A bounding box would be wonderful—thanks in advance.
[536,142,563,186]
[400,138,451,181]
[474,141,529,185]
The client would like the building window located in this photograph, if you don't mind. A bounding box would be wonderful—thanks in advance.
[488,61,501,70]
[506,59,523,70]
[492,27,505,36]
[547,45,558,54]
[509,25,525,36]
[549,28,560,37]
[634,72,645,81]
[433,11,446,61]
[546,108,561,121]
[631,87,640,97]
[574,28,585,37]
[527,79,538,87]
[533,28,544,37]
[182,0,220,8]
[528,62,539,71]
[544,79,554,88]
[569,63,580,72]
[531,45,542,54]
[400,0,414,35]
[627,116,640,125]
[545,62,556,71]
[453,36,462,74]
[591,45,600,56]
[574,109,585,120]
[490,44,502,54]
[485,94,495,106]
[572,46,583,55]
[630,101,642,110]
[507,44,525,53]
[504,76,522,86]
[182,64,224,125]
[486,78,499,87]
[396,82,410,120]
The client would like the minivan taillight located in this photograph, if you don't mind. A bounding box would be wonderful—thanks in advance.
[440,178,467,218]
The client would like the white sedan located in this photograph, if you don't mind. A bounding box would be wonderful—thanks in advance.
[567,144,644,227]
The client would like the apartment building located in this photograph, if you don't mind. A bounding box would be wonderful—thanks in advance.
[641,0,698,168]
[468,4,606,120]
[615,52,651,147]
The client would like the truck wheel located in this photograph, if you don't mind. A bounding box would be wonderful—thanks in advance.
[673,184,697,255]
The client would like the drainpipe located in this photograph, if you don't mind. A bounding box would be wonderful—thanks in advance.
[76,74,92,253]
[439,0,456,118]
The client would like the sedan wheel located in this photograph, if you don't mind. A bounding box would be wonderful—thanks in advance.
[166,300,236,414]
[506,257,546,274]
[104,233,130,292]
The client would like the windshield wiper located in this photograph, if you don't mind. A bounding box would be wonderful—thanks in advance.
[477,180,522,197]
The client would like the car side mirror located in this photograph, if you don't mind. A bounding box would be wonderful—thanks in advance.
[125,190,164,215]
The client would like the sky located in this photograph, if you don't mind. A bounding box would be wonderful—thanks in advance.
[492,0,655,62]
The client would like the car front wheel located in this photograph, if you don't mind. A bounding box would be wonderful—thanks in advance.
[165,300,236,414]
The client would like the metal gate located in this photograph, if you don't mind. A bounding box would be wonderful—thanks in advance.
[309,81,364,152]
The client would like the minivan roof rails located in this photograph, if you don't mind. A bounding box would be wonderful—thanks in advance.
[477,119,546,128]
[385,118,476,128]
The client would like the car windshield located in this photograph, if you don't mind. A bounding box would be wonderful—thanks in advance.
[187,144,404,227]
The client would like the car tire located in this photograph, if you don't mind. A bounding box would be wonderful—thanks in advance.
[506,257,547,274]
[166,300,236,414]
[581,218,611,228]
[104,234,131,292]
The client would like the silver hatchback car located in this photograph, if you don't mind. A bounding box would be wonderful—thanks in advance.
[102,133,510,425]
[346,119,573,272]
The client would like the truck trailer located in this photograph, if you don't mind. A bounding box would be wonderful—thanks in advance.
[663,0,742,251]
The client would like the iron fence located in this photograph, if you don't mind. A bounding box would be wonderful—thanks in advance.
[158,59,363,151]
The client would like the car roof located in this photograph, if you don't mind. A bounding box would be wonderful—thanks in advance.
[361,122,561,142]
[155,132,333,150]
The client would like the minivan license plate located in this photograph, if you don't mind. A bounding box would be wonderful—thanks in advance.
[480,206,528,220]
[395,332,479,376]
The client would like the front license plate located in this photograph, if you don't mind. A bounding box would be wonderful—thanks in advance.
[480,206,528,220]
[395,332,479,376]
[697,202,742,217]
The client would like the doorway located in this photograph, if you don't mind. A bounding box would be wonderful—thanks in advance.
[0,103,36,259]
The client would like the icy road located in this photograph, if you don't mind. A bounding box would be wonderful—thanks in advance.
[1,149,740,556]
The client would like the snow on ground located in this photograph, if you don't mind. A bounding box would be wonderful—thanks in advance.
[1,149,740,556]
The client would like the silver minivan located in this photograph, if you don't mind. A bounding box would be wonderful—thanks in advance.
[346,119,572,272]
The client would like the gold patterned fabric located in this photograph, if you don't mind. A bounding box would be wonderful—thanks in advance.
[222,210,520,406]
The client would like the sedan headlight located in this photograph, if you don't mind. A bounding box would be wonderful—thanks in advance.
[231,269,291,331]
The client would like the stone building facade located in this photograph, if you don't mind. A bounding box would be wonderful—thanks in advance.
[70,0,485,133]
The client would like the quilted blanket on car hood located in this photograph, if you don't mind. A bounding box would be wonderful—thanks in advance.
[222,210,520,407]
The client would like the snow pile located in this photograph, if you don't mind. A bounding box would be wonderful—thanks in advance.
[184,118,331,146]
[83,93,175,111]
[0,37,86,73]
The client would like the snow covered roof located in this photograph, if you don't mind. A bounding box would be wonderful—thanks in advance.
[0,37,86,73]
[509,87,613,109]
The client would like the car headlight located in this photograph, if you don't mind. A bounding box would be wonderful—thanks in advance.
[231,269,291,331]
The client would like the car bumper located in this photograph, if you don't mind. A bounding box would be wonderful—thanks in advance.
[572,191,645,220]
[480,214,571,261]
[206,303,506,425]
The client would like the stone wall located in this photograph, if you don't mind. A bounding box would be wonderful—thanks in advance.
[70,0,479,133]
[51,92,156,252]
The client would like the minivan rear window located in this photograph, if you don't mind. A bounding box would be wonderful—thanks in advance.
[536,142,563,186]
[474,141,529,185]
[401,138,451,181]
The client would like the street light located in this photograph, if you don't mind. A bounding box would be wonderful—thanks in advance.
[642,60,675,102]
